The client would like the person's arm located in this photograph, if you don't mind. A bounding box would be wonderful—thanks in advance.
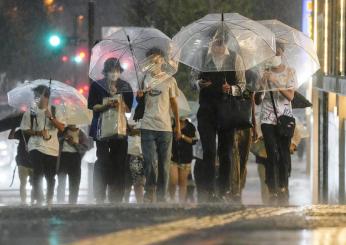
[265,69,295,101]
[277,88,294,101]
[181,126,198,145]
[170,97,181,140]
[251,94,258,142]
[231,54,246,96]
[93,102,113,112]
[45,109,65,132]
[181,134,194,144]
[88,82,115,113]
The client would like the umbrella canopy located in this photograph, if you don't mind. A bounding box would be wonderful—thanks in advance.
[292,91,312,109]
[171,13,276,72]
[176,89,191,118]
[258,19,320,90]
[0,113,23,132]
[89,27,178,92]
[7,79,92,125]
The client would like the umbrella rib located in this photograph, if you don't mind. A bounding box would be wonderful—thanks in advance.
[172,24,217,57]
[133,36,168,46]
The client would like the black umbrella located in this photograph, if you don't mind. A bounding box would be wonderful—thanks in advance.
[292,91,312,109]
[0,112,23,132]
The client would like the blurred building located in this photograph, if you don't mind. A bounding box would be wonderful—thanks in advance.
[310,0,346,204]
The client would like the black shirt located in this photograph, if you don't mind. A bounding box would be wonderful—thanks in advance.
[171,120,197,164]
[13,130,32,168]
[88,78,133,139]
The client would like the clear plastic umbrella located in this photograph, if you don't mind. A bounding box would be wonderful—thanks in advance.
[171,13,276,72]
[89,27,178,92]
[256,19,320,90]
[7,79,92,125]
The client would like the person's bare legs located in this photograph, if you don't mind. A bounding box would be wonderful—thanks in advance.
[134,184,144,203]
[178,165,191,203]
[169,163,178,202]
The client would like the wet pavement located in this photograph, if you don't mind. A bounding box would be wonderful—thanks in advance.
[1,204,346,245]
[0,155,329,245]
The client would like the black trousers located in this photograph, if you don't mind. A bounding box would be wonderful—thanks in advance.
[57,152,81,204]
[261,124,291,193]
[93,137,128,203]
[29,150,57,203]
[197,107,235,200]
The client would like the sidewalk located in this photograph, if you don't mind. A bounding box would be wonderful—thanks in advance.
[242,154,311,205]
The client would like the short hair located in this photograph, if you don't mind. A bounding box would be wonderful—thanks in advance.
[33,85,50,98]
[145,47,165,58]
[102,57,124,74]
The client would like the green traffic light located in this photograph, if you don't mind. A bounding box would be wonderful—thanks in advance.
[48,34,61,47]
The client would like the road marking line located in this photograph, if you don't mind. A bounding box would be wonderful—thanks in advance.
[71,207,299,245]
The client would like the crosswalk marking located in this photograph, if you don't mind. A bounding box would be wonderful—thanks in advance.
[71,207,300,245]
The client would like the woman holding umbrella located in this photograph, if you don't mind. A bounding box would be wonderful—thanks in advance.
[88,57,133,204]
[256,41,297,205]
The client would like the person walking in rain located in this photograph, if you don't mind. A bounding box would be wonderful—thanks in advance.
[8,127,33,205]
[138,47,181,203]
[230,70,258,203]
[256,41,296,205]
[193,28,246,202]
[169,117,197,203]
[88,57,133,203]
[57,125,90,204]
[20,85,65,206]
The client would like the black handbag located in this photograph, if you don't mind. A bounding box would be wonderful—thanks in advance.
[133,94,146,122]
[269,91,295,138]
[216,87,253,130]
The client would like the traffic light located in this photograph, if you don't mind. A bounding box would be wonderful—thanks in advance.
[72,50,88,64]
[76,82,89,97]
[61,55,69,62]
[47,33,65,51]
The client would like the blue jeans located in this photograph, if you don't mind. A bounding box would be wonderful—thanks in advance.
[141,129,173,201]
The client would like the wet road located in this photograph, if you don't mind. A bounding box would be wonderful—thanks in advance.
[1,204,346,245]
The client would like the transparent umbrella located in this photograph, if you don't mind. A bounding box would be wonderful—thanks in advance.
[256,19,320,90]
[89,27,178,92]
[7,79,92,125]
[171,13,276,72]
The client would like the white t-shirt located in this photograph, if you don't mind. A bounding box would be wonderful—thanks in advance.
[20,106,65,156]
[140,75,179,132]
[260,67,297,125]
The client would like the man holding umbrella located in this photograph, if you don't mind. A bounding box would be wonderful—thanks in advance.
[195,28,246,202]
[138,48,181,203]
[20,85,65,206]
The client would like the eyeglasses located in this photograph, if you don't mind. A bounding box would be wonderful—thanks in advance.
[148,89,162,97]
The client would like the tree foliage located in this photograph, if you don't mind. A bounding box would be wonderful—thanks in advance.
[0,0,54,87]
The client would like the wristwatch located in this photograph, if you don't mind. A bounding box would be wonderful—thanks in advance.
[182,134,185,139]
[48,116,54,121]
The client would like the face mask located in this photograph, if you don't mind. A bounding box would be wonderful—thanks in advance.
[270,56,282,67]
[107,72,120,81]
